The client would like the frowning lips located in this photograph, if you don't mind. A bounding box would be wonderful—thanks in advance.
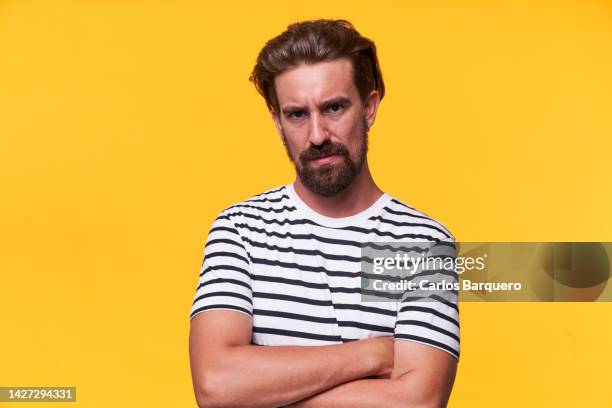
[299,141,350,165]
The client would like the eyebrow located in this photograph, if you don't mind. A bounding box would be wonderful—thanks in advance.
[281,96,352,115]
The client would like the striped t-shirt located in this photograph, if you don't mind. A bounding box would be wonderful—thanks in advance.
[190,183,460,360]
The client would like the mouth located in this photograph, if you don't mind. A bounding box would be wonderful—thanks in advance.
[309,154,341,166]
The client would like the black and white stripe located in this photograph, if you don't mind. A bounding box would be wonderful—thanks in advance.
[191,184,460,360]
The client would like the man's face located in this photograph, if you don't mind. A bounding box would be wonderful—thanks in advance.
[272,58,376,197]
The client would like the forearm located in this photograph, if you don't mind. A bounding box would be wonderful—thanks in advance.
[288,377,449,408]
[196,340,385,408]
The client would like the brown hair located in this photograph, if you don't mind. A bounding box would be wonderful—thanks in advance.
[249,19,385,113]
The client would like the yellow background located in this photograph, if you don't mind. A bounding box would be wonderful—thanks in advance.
[1,0,611,406]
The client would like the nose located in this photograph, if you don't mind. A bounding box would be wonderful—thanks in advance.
[308,113,331,146]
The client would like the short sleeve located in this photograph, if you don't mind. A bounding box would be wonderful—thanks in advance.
[394,236,460,360]
[190,210,253,321]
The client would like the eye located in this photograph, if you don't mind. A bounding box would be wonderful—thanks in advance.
[328,103,344,113]
[288,110,306,119]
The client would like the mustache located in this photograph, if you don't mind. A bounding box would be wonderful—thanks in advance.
[299,141,350,163]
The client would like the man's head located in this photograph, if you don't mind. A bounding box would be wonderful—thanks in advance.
[249,19,385,197]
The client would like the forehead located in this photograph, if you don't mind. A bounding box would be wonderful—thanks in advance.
[274,58,358,106]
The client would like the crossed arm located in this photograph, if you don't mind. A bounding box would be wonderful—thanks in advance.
[189,310,457,408]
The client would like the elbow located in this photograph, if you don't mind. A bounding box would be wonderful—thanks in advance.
[426,402,449,408]
[418,402,446,408]
[194,378,218,408]
[412,395,451,408]
[194,371,248,408]
[391,398,446,408]
[194,375,230,408]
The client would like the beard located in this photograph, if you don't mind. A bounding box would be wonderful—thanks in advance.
[282,116,369,197]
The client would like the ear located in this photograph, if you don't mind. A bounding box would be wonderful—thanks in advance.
[271,110,285,140]
[363,90,381,130]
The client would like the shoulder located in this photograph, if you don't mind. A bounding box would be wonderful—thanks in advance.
[380,195,455,242]
[215,184,296,223]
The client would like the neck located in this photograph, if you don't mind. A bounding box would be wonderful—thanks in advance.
[293,159,383,218]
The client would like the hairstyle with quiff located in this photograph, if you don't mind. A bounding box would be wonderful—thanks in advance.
[249,19,385,113]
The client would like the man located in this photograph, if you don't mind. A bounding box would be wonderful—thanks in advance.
[189,19,459,408]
